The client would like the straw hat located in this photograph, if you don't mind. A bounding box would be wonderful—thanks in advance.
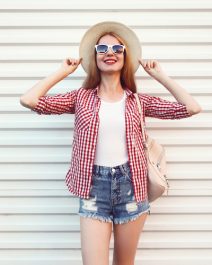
[79,21,141,73]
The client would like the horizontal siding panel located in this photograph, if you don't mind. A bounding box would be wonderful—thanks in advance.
[13,105,212,115]
[0,181,69,193]
[1,180,212,193]
[146,120,211,128]
[0,197,212,213]
[0,79,211,95]
[0,146,211,162]
[1,29,212,43]
[0,0,212,9]
[0,196,211,206]
[0,190,68,197]
[1,214,212,231]
[1,97,208,112]
[0,258,211,265]
[0,131,211,145]
[0,252,211,265]
[169,180,212,190]
[0,67,208,81]
[1,45,212,60]
[1,62,212,78]
[0,163,211,181]
[0,131,74,145]
[0,12,212,26]
[0,231,212,248]
[0,259,211,265]
[1,117,210,129]
[0,189,211,197]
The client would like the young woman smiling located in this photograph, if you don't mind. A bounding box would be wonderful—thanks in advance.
[20,21,202,265]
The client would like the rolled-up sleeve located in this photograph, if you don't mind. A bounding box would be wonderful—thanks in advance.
[31,89,78,115]
[139,93,192,119]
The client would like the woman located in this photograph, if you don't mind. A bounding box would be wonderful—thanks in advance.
[20,21,202,265]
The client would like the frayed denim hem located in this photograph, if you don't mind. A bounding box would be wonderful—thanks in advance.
[78,212,113,223]
[113,207,151,225]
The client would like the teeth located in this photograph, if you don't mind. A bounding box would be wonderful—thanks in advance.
[105,60,116,63]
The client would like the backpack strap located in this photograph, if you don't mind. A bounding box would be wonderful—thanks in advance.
[134,93,148,148]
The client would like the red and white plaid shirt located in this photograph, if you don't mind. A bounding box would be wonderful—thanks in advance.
[31,86,192,202]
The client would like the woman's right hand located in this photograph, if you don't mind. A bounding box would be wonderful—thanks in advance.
[60,57,82,76]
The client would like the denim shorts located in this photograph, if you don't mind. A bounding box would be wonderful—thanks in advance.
[78,161,151,225]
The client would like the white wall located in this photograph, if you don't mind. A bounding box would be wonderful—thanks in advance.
[0,0,211,264]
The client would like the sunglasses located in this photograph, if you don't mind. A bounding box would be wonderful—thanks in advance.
[95,44,125,54]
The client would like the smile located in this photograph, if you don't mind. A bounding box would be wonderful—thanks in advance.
[104,59,117,64]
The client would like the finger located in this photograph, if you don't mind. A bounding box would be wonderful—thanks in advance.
[143,60,147,67]
[146,61,150,69]
[68,58,74,65]
[69,58,75,65]
[67,59,72,65]
[72,59,76,65]
[152,60,156,67]
[153,61,157,68]
[148,61,151,68]
[144,60,147,67]
[141,60,151,70]
[139,59,144,67]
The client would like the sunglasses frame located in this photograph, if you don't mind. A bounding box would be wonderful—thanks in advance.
[95,44,126,54]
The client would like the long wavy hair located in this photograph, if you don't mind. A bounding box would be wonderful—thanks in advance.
[81,32,137,93]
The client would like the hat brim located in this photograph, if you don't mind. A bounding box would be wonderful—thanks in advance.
[79,21,141,73]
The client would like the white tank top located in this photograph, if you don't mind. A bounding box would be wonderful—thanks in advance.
[94,90,129,166]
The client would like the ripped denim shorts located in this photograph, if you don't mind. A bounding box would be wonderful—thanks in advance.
[78,161,151,225]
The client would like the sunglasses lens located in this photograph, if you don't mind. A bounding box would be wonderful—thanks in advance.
[95,44,125,54]
[96,45,108,53]
[113,45,125,54]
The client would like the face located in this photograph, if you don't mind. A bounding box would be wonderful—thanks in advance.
[95,34,125,74]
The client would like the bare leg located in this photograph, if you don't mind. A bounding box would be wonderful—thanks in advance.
[112,212,148,265]
[80,216,113,265]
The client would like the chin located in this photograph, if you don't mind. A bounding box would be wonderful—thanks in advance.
[99,66,123,73]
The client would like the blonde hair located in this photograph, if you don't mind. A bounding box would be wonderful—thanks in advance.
[81,32,137,93]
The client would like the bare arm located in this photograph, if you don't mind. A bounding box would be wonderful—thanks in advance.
[20,57,82,109]
[139,59,202,115]
[153,74,202,114]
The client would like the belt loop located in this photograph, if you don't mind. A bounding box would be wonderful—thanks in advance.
[123,161,128,172]
[96,165,100,174]
[120,163,126,175]
[93,164,99,174]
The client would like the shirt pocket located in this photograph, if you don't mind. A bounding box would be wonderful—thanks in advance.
[74,105,94,132]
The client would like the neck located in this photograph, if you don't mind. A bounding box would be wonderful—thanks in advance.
[99,73,123,95]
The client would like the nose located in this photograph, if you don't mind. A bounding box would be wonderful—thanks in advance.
[106,47,114,55]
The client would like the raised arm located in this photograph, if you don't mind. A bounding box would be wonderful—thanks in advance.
[138,59,202,116]
[20,58,82,112]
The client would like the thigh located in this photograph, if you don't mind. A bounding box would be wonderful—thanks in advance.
[112,212,148,265]
[80,216,112,265]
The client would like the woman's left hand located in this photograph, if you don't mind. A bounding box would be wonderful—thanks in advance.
[138,59,166,79]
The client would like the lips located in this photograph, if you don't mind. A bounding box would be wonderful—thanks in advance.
[104,59,117,64]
